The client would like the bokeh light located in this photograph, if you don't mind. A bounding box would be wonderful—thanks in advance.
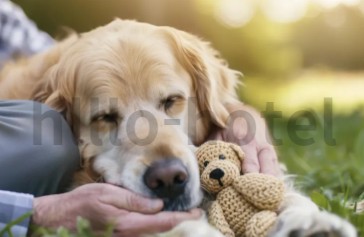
[315,0,361,9]
[13,0,364,113]
[262,0,308,23]
[214,0,255,27]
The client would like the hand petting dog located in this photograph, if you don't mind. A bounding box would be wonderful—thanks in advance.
[209,103,281,176]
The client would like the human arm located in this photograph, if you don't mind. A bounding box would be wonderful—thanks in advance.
[32,183,202,237]
[209,103,282,176]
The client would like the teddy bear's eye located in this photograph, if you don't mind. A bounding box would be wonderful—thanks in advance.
[204,161,209,167]
[219,154,225,160]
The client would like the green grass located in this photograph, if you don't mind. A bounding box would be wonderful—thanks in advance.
[268,110,364,235]
[29,218,113,237]
[239,72,364,236]
[0,213,32,237]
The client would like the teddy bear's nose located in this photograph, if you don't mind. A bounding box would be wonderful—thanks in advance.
[210,168,225,180]
[143,158,188,199]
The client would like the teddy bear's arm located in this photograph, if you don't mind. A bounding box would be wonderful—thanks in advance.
[208,201,235,237]
[233,173,284,210]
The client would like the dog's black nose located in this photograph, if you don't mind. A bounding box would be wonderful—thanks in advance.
[210,168,225,180]
[143,158,188,199]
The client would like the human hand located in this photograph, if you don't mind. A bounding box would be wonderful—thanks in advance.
[208,103,281,176]
[32,183,202,237]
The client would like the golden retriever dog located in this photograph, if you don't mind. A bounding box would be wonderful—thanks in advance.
[0,19,357,237]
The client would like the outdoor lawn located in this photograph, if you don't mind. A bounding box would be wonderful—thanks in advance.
[3,0,364,236]
[242,73,364,235]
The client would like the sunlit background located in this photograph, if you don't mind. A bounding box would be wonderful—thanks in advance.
[13,0,364,114]
[12,0,364,231]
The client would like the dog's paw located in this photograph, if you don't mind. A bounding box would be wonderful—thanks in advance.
[268,208,357,237]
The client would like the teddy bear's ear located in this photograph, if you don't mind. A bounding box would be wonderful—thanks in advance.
[229,143,245,161]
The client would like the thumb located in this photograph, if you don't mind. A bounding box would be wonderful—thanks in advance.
[99,185,163,214]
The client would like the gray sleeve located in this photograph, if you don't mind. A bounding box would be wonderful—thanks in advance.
[0,100,80,196]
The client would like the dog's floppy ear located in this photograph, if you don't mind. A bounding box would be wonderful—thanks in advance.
[31,36,79,126]
[165,28,241,128]
[32,64,74,125]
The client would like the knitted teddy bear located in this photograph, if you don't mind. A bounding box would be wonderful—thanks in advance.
[196,141,285,237]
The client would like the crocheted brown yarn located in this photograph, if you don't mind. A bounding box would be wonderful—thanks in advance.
[197,141,285,237]
[217,187,259,236]
[245,211,277,237]
[233,173,285,210]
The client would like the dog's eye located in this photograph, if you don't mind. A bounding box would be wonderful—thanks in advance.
[102,113,118,123]
[161,96,177,111]
[160,95,183,112]
[204,161,209,167]
[219,154,225,160]
[93,113,119,124]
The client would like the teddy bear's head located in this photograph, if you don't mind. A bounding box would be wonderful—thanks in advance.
[196,141,245,194]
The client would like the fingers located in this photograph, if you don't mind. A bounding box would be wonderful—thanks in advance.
[98,184,163,214]
[114,209,202,237]
[241,144,260,173]
[258,147,280,176]
[242,144,281,177]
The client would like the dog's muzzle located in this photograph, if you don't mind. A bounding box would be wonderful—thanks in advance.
[143,158,191,211]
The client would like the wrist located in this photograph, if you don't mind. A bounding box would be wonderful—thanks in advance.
[32,196,51,226]
[31,194,65,228]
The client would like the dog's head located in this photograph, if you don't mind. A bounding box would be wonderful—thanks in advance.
[32,19,240,211]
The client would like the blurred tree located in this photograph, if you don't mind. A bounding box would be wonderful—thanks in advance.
[293,6,364,71]
[195,11,302,78]
[12,0,200,35]
[11,0,364,78]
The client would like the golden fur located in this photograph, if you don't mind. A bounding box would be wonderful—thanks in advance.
[0,19,240,210]
[0,19,357,236]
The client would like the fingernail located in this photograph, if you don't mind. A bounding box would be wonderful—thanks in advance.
[149,199,163,210]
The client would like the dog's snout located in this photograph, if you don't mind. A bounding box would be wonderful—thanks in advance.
[143,158,188,199]
[210,168,225,180]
